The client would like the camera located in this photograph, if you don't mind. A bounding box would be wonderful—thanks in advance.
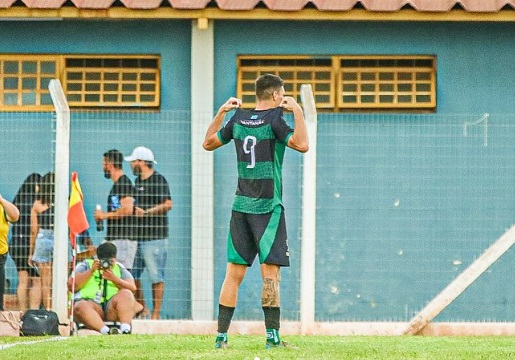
[100,258,111,270]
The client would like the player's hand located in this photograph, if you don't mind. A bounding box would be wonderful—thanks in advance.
[280,96,302,112]
[91,259,101,271]
[101,268,116,281]
[93,209,104,222]
[220,97,241,113]
[134,206,145,217]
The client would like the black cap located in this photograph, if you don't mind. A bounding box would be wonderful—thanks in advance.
[97,242,117,259]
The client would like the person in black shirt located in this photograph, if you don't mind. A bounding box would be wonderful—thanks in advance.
[125,146,172,320]
[94,149,136,271]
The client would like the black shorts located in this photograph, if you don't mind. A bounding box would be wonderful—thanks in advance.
[227,206,290,267]
[9,236,39,277]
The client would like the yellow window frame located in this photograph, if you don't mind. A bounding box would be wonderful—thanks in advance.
[0,54,161,111]
[64,55,160,108]
[0,55,60,111]
[237,55,437,112]
[237,55,335,110]
[337,55,436,110]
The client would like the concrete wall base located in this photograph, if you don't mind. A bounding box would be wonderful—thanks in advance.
[131,320,515,336]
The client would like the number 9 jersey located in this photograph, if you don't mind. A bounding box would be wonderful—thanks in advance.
[217,107,294,215]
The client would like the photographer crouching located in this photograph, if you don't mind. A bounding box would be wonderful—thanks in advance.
[68,242,143,334]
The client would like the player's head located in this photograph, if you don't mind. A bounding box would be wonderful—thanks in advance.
[256,74,285,104]
[38,172,55,205]
[102,149,124,179]
[97,242,117,260]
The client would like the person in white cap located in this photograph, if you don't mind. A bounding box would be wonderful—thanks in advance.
[125,146,172,320]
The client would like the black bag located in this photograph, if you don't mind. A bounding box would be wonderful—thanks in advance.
[20,309,61,336]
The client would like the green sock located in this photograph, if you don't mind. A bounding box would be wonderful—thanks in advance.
[216,332,228,343]
[266,328,280,344]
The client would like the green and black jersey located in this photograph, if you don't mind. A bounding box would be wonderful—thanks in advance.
[217,107,293,214]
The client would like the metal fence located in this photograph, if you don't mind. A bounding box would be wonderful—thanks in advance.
[1,109,514,328]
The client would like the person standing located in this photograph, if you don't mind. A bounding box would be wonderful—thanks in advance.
[0,192,20,311]
[94,150,136,271]
[28,171,55,310]
[10,173,42,311]
[125,146,172,320]
[203,74,308,349]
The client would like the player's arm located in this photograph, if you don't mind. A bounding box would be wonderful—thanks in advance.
[281,96,309,153]
[203,97,241,151]
[138,198,172,217]
[96,196,134,221]
[0,193,19,223]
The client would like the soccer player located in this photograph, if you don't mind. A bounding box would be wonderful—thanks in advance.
[203,73,309,349]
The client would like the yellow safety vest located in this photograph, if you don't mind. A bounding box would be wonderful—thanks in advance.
[75,259,122,303]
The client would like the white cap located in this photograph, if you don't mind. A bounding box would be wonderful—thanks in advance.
[124,146,157,164]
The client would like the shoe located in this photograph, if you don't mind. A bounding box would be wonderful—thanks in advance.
[215,332,228,349]
[266,340,295,349]
[122,329,131,334]
[215,340,228,349]
[109,327,121,335]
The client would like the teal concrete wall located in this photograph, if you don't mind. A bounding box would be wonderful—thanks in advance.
[213,21,515,321]
[0,19,514,322]
[0,20,191,110]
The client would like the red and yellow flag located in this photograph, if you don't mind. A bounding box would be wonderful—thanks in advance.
[68,172,89,248]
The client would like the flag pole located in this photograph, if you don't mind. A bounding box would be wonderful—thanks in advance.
[69,233,77,335]
[67,171,90,336]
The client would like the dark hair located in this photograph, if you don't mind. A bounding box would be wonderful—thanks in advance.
[97,242,117,259]
[103,149,124,169]
[255,74,284,101]
[38,172,55,205]
[13,173,42,207]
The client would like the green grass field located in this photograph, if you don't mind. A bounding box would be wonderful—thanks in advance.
[2,335,515,359]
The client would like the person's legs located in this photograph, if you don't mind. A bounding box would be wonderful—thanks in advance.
[215,263,247,347]
[16,270,29,311]
[138,239,168,320]
[215,211,256,348]
[261,264,282,347]
[139,239,167,319]
[151,282,164,320]
[38,262,52,310]
[31,229,54,310]
[105,289,143,333]
[132,243,148,317]
[74,300,106,332]
[28,276,42,309]
[253,206,289,347]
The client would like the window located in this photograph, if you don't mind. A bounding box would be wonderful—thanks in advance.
[0,54,160,111]
[0,56,58,111]
[338,56,436,109]
[64,56,160,108]
[237,55,436,111]
[238,56,335,109]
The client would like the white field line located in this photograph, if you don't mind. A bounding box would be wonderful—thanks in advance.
[0,336,68,351]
